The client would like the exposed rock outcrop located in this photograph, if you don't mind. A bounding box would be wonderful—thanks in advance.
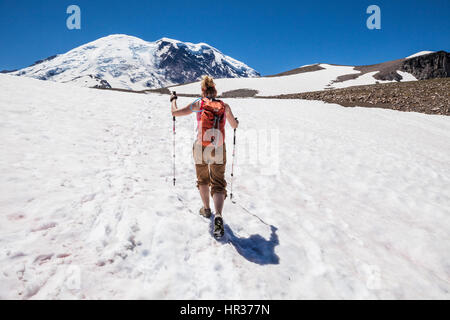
[401,51,450,80]
[265,78,450,116]
[265,64,325,77]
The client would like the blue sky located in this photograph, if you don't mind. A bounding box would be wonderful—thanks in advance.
[0,0,449,75]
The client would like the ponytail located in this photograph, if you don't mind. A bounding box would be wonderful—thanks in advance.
[201,75,217,98]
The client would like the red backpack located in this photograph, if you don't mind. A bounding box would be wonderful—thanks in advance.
[198,98,226,147]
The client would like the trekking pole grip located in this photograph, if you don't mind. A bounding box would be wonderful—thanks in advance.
[170,91,177,102]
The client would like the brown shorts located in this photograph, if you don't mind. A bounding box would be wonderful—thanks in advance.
[193,142,227,197]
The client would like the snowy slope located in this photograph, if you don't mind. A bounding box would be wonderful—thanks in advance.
[1,74,450,299]
[170,63,417,96]
[11,34,259,90]
[331,71,416,89]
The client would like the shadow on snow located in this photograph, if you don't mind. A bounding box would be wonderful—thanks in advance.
[210,216,280,265]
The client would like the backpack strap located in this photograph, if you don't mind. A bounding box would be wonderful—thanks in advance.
[201,97,211,109]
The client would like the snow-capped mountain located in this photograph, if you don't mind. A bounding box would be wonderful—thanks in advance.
[12,34,260,90]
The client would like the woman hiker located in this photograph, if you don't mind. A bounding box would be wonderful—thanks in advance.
[170,76,239,238]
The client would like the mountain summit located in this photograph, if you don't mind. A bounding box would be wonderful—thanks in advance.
[12,34,260,90]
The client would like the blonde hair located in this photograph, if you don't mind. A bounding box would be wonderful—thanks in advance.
[201,75,217,98]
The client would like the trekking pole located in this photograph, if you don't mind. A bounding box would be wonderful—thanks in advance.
[230,118,237,202]
[173,115,176,186]
[171,91,177,186]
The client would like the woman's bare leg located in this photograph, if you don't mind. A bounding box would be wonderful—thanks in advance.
[212,193,225,216]
[199,185,210,209]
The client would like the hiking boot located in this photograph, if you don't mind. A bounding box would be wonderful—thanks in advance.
[199,207,212,218]
[214,216,224,239]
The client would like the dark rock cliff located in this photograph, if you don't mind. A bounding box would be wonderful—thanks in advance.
[401,51,450,80]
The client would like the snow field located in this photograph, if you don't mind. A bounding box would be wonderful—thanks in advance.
[1,74,449,299]
[170,64,419,96]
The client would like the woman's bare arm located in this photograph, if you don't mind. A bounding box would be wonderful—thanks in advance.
[171,98,201,117]
[225,103,239,129]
